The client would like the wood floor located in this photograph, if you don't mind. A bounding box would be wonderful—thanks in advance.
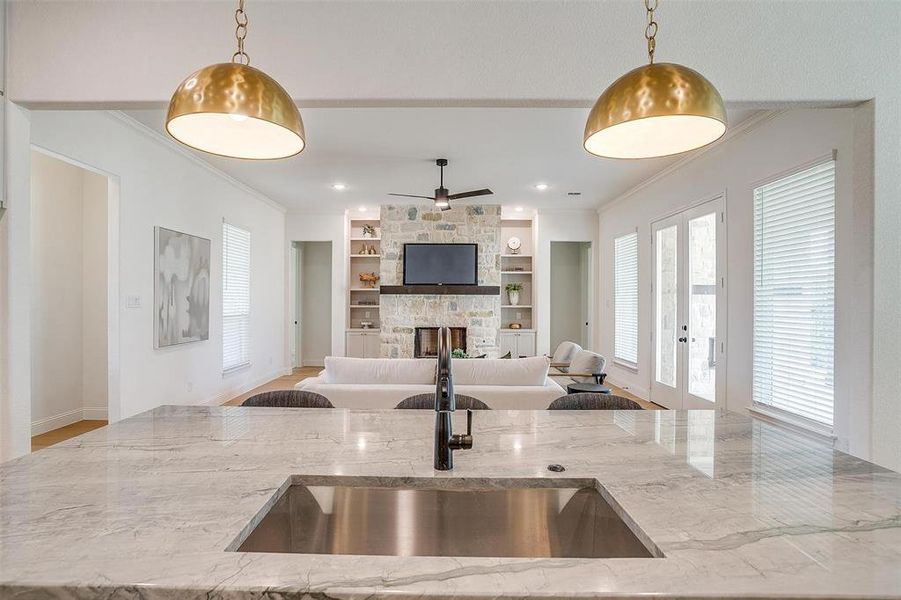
[31,420,108,451]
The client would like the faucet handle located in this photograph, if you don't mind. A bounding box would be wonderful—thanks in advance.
[466,409,473,437]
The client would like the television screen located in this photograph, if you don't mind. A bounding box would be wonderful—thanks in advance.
[403,243,478,285]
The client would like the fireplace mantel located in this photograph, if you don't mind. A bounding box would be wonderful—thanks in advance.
[380,285,500,296]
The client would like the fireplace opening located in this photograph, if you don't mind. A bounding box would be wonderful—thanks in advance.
[414,327,466,358]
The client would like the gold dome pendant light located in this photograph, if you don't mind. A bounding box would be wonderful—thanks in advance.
[584,0,726,159]
[166,0,305,159]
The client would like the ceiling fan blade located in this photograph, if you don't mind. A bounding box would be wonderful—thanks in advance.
[388,193,436,200]
[447,188,493,200]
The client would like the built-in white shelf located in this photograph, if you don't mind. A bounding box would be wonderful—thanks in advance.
[350,237,381,241]
[501,218,536,332]
[350,287,380,292]
[350,254,381,258]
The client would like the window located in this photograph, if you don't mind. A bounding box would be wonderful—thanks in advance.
[614,232,639,366]
[223,222,251,373]
[753,159,835,428]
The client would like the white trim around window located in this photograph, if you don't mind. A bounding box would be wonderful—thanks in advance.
[613,231,639,368]
[222,221,252,374]
[752,157,836,431]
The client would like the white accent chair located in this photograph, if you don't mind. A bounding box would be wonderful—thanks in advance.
[549,341,582,369]
[548,349,607,386]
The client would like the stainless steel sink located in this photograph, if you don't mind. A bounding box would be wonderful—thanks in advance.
[232,477,658,558]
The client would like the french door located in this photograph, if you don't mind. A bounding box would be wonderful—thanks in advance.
[651,196,726,410]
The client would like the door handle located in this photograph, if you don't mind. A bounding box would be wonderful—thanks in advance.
[678,337,687,343]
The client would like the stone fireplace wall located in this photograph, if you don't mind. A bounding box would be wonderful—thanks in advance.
[379,204,501,358]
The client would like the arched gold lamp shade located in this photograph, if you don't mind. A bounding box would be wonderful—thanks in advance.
[584,62,727,160]
[166,62,305,160]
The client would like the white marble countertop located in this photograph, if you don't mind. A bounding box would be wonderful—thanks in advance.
[1,405,899,599]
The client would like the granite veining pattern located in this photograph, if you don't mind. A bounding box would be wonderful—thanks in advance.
[1,405,899,599]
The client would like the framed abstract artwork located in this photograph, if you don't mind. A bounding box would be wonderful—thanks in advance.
[154,226,211,348]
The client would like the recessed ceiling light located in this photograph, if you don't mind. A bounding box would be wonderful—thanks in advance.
[534,183,549,191]
[358,206,368,212]
[567,192,582,196]
[514,206,524,212]
[332,183,346,191]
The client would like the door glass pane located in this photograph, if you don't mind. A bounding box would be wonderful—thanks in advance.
[655,225,678,387]
[688,212,717,401]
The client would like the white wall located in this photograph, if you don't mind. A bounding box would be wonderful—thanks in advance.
[30,151,84,430]
[299,241,332,366]
[29,151,108,434]
[285,212,347,358]
[24,111,288,426]
[549,241,589,350]
[535,210,598,356]
[597,109,875,463]
[81,168,109,420]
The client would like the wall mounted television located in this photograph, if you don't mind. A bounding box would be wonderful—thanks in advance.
[403,243,478,285]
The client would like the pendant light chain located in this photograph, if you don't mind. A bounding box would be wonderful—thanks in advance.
[232,0,250,65]
[645,0,658,64]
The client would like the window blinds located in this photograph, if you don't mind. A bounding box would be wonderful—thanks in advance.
[223,222,251,373]
[753,160,835,427]
[614,232,639,366]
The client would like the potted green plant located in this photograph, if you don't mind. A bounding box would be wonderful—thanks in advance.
[362,223,377,238]
[505,282,523,306]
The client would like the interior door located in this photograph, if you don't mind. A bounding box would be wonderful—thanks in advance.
[651,196,725,410]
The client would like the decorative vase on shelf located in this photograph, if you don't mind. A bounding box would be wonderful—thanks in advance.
[508,290,520,306]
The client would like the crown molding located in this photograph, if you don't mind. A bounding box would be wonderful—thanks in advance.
[596,109,785,215]
[106,111,287,214]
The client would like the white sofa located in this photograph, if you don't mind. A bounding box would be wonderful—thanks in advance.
[295,356,565,410]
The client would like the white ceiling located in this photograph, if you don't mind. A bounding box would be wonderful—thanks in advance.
[125,107,755,212]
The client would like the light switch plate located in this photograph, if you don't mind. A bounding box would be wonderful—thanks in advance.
[126,294,142,308]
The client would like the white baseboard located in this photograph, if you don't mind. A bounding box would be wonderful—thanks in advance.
[82,406,109,421]
[31,406,108,436]
[205,367,293,406]
[302,358,325,367]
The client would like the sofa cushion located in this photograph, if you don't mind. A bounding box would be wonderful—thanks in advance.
[452,356,549,386]
[551,341,582,364]
[567,350,606,383]
[322,357,436,385]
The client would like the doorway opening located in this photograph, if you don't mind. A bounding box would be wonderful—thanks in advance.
[650,195,726,410]
[550,241,592,350]
[291,241,333,368]
[29,150,117,450]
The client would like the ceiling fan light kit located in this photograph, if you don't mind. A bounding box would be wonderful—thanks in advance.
[389,159,493,211]
[166,0,305,160]
[584,0,727,160]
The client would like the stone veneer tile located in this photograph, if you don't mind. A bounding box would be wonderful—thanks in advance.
[379,204,501,357]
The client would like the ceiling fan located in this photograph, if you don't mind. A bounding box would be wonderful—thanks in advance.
[389,159,492,211]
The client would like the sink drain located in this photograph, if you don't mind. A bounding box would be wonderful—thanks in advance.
[547,464,566,473]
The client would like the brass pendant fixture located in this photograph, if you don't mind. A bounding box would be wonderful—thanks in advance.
[166,0,305,160]
[584,0,726,159]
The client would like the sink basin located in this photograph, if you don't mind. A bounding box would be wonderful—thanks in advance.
[232,477,658,558]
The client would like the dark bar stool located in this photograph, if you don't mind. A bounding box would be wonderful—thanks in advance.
[395,394,491,410]
[547,393,643,410]
[241,390,334,408]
